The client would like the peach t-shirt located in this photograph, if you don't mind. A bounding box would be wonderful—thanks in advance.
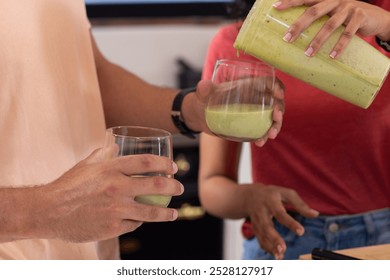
[0,0,118,259]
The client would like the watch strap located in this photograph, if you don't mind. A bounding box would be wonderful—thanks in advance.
[171,87,199,139]
[376,36,390,52]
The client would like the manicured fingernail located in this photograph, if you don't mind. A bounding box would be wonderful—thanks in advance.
[273,1,282,8]
[283,32,292,42]
[296,228,304,236]
[305,46,314,57]
[330,51,338,59]
[274,245,284,259]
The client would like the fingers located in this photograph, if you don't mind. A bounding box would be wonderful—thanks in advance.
[196,80,214,105]
[119,220,143,235]
[295,3,360,58]
[306,11,349,58]
[261,232,286,260]
[124,203,179,222]
[253,212,287,259]
[328,12,361,59]
[283,1,337,43]
[269,79,285,139]
[281,189,320,218]
[118,204,179,236]
[273,210,305,237]
[273,0,308,10]
[265,108,283,142]
[281,1,340,54]
[254,79,285,147]
[115,154,178,177]
[125,176,184,197]
[103,172,184,201]
[105,152,183,201]
[275,0,374,58]
[249,185,319,259]
[273,78,286,100]
[84,145,119,164]
[270,188,319,238]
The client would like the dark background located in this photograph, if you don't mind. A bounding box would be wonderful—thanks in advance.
[85,0,234,18]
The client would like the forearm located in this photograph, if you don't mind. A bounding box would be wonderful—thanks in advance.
[0,185,51,242]
[97,60,180,131]
[92,35,207,134]
[199,176,253,220]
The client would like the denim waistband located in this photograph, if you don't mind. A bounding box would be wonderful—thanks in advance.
[242,208,390,241]
[288,208,390,227]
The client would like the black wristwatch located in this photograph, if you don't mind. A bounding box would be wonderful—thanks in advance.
[376,36,390,52]
[171,87,199,139]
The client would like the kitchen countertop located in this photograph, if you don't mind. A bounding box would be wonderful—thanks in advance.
[299,244,390,260]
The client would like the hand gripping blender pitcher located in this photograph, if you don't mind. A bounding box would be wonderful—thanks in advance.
[234,0,390,108]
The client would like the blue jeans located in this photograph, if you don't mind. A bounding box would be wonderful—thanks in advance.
[242,208,390,260]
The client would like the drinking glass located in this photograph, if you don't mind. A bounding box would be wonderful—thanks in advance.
[105,126,173,207]
[205,59,275,141]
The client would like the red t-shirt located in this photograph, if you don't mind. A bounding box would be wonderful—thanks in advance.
[202,18,390,215]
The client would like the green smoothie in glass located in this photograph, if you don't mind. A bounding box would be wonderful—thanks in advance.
[206,104,273,141]
[206,59,275,142]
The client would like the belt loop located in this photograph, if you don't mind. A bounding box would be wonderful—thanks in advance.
[363,213,376,245]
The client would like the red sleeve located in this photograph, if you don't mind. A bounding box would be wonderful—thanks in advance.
[202,22,264,80]
[202,23,242,80]
[201,26,229,80]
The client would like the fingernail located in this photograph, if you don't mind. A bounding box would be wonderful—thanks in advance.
[296,228,304,236]
[273,1,282,8]
[256,139,266,147]
[330,50,338,59]
[305,46,314,57]
[172,162,178,173]
[172,209,178,220]
[269,127,278,139]
[179,183,185,194]
[283,32,292,42]
[274,245,284,260]
[310,209,320,216]
[277,109,284,119]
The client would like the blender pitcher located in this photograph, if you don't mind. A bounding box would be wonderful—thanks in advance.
[234,0,390,109]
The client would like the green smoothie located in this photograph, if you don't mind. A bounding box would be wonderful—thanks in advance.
[132,175,172,207]
[135,194,171,207]
[205,103,273,141]
[234,0,390,108]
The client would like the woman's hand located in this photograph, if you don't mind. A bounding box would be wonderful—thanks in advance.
[244,184,319,259]
[274,0,390,58]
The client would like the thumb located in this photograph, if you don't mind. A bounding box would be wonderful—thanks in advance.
[85,144,119,164]
[196,80,213,105]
